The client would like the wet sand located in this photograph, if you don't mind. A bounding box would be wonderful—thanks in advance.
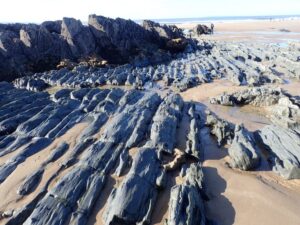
[0,122,89,224]
[180,79,271,131]
[201,126,300,225]
[181,79,300,225]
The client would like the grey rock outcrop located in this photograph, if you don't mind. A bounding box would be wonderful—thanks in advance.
[150,94,183,154]
[205,110,235,146]
[61,17,95,57]
[0,15,188,81]
[228,124,260,170]
[167,163,206,225]
[270,96,300,130]
[103,148,163,225]
[210,87,284,106]
[256,125,300,179]
[185,105,202,158]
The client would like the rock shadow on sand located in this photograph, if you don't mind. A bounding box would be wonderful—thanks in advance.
[203,166,236,225]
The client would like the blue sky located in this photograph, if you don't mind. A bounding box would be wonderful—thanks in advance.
[1,0,300,23]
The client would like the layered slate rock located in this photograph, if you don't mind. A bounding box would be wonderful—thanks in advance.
[205,110,235,146]
[210,87,284,106]
[228,124,260,170]
[12,37,300,93]
[103,148,164,225]
[270,96,300,130]
[4,88,163,225]
[185,105,202,158]
[168,163,206,225]
[257,125,300,179]
[17,142,69,196]
[1,32,300,224]
[150,94,183,154]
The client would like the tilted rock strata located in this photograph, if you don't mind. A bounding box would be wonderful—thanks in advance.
[256,125,300,179]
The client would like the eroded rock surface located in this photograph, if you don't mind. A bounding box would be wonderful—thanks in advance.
[167,163,206,225]
[0,15,189,81]
[1,15,300,225]
[228,124,260,170]
[257,125,300,179]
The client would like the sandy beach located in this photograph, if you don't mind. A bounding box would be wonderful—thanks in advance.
[177,19,300,42]
[181,79,300,225]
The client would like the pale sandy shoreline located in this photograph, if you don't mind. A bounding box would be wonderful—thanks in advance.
[177,19,300,32]
[176,19,300,42]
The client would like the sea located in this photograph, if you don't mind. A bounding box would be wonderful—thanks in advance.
[135,15,300,24]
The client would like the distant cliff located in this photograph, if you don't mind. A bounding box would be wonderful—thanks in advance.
[0,15,192,81]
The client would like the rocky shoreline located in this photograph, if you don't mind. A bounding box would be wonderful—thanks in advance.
[0,14,300,225]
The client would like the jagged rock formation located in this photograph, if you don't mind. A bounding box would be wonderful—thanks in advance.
[185,105,202,158]
[256,125,300,179]
[167,163,206,225]
[210,87,285,106]
[270,96,300,130]
[228,124,260,170]
[13,77,49,92]
[210,87,300,130]
[205,110,235,146]
[0,15,188,81]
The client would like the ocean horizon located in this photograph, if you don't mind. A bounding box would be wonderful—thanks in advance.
[1,14,300,25]
[135,14,300,24]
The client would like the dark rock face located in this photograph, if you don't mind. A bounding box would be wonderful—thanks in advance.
[195,24,212,35]
[0,23,68,81]
[257,125,300,179]
[61,17,96,57]
[142,20,184,42]
[0,15,188,81]
[88,15,152,60]
[228,124,260,170]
